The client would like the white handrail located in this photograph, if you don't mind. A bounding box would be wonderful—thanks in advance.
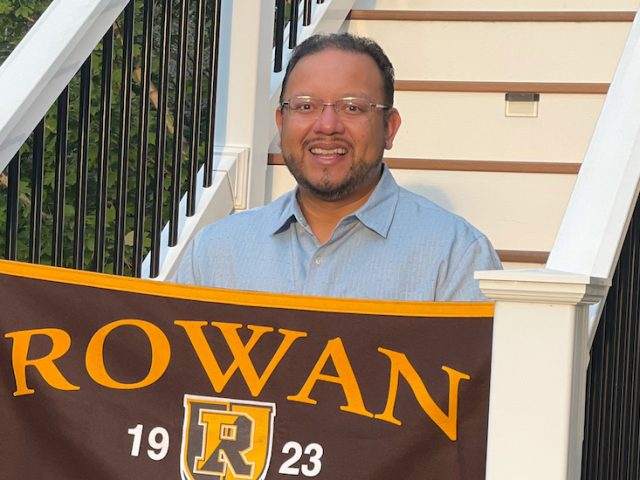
[0,0,127,172]
[546,10,640,339]
[547,12,640,280]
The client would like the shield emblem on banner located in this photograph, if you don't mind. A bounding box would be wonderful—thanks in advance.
[181,395,276,480]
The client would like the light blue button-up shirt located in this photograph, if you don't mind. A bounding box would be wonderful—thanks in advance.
[174,166,501,301]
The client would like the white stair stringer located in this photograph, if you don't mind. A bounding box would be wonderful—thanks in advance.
[141,146,249,281]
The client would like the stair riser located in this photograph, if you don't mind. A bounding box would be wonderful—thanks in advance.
[346,20,631,82]
[392,91,605,162]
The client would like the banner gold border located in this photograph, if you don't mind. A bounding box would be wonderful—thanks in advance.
[0,259,493,318]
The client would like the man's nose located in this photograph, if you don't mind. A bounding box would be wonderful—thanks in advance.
[313,103,346,134]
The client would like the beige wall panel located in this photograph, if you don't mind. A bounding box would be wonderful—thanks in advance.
[391,91,604,162]
[266,166,575,252]
[266,165,297,203]
[353,0,640,11]
[346,20,631,82]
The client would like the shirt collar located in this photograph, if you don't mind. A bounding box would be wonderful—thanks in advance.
[353,165,398,238]
[271,164,399,238]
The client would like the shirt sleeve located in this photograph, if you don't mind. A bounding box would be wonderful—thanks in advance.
[170,237,199,286]
[435,235,503,302]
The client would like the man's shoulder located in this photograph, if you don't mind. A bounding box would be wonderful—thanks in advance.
[394,185,485,240]
[197,191,293,239]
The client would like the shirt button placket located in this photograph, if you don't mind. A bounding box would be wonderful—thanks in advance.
[302,248,323,296]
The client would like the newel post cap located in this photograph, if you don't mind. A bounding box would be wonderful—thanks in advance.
[475,268,610,305]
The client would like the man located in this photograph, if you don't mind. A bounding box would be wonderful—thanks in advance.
[175,33,501,301]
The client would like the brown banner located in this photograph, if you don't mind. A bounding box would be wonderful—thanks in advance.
[0,261,493,479]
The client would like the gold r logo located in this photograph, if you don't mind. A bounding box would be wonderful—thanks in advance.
[181,395,276,480]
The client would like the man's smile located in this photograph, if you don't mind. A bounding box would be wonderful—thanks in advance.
[306,140,351,164]
[309,147,347,155]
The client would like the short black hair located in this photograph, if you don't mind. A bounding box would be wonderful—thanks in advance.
[279,33,395,106]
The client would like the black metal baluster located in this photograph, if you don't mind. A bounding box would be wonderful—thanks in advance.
[617,232,635,479]
[629,231,640,478]
[600,280,618,478]
[625,209,640,476]
[165,0,190,255]
[186,0,207,217]
[149,0,172,279]
[29,120,45,264]
[625,221,640,477]
[274,0,286,72]
[203,0,222,188]
[583,196,640,480]
[581,341,597,476]
[289,0,299,48]
[610,236,629,479]
[52,87,69,267]
[94,27,114,272]
[133,0,154,277]
[5,152,20,260]
[73,57,92,270]
[114,0,135,275]
[303,0,312,26]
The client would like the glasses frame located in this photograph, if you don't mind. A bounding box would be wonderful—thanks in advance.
[280,96,391,118]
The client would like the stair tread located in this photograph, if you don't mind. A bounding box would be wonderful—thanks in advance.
[348,10,636,22]
[268,154,581,174]
[395,80,609,94]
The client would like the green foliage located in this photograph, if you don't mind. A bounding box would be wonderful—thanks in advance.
[0,0,50,63]
[0,0,223,276]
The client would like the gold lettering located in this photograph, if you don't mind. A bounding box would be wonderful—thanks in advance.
[288,338,373,418]
[5,328,80,396]
[375,347,470,441]
[175,321,307,396]
[85,319,170,389]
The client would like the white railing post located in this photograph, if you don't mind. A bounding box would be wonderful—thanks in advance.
[214,0,276,209]
[476,269,608,480]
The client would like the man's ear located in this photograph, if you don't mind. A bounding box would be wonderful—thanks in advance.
[275,107,283,148]
[384,108,401,150]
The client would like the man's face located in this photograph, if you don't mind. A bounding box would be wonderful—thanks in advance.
[276,48,401,202]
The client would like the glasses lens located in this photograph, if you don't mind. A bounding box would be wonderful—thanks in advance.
[288,97,320,113]
[336,98,370,115]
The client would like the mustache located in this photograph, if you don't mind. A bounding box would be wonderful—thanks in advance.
[302,137,352,150]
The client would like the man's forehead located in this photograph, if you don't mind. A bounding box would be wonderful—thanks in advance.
[284,48,384,95]
[295,48,374,69]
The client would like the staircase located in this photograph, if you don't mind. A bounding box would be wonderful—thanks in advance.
[268,0,637,269]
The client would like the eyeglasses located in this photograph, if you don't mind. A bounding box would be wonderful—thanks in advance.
[280,96,391,118]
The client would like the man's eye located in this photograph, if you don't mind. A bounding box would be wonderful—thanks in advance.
[298,103,314,112]
[343,102,365,114]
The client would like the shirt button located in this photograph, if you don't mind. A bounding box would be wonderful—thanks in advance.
[314,257,322,266]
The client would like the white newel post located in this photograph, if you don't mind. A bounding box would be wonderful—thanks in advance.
[215,0,276,209]
[476,269,609,480]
